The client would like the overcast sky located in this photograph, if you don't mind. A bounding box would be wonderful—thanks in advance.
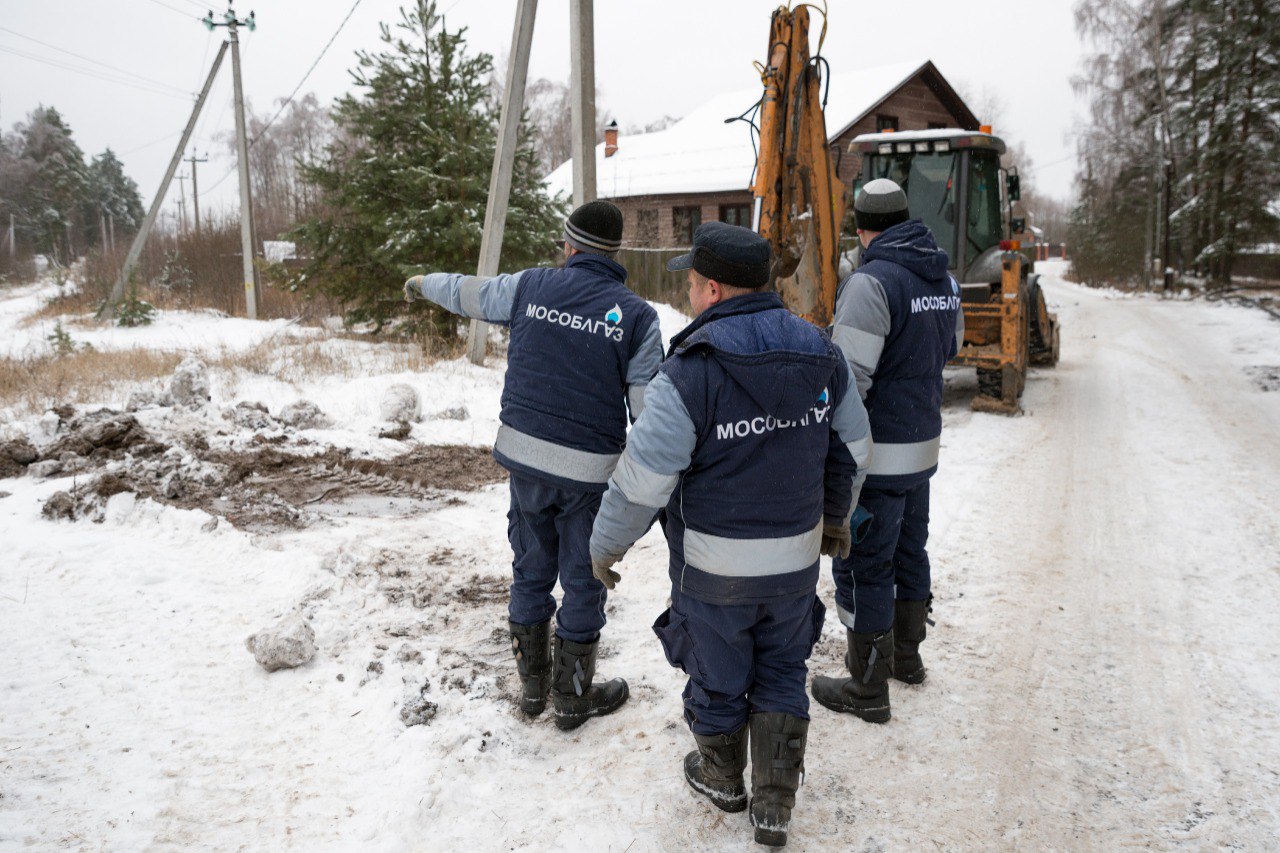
[1,0,1084,224]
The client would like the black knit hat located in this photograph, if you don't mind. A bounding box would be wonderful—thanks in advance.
[564,200,624,257]
[854,178,910,232]
[666,221,771,288]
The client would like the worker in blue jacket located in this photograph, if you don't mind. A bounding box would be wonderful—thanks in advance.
[588,222,872,847]
[404,201,663,730]
[812,178,964,724]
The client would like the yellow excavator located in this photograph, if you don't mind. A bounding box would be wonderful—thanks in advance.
[749,2,1059,412]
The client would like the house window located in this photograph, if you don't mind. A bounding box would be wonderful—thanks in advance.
[635,209,659,244]
[876,114,899,132]
[673,206,701,245]
[719,204,751,228]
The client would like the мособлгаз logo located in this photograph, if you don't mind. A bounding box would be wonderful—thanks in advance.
[605,304,623,324]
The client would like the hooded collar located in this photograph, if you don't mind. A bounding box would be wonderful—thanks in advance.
[862,218,951,281]
[566,251,628,283]
[669,291,785,354]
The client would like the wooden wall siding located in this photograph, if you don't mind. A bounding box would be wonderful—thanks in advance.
[611,191,753,248]
[830,77,966,187]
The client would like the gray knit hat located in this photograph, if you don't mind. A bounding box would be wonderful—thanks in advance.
[854,178,910,232]
[564,200,624,257]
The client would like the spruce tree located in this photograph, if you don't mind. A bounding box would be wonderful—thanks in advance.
[15,106,90,263]
[293,0,561,333]
[84,148,144,249]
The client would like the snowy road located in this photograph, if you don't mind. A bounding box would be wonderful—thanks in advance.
[2,262,1278,850]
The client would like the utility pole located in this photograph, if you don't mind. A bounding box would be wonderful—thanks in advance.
[569,0,597,206]
[186,151,209,236]
[176,173,189,235]
[464,0,538,364]
[100,40,228,320]
[213,5,261,319]
[7,214,14,263]
[107,212,115,253]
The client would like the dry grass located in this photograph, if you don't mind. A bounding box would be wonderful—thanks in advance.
[0,348,186,416]
[0,332,463,419]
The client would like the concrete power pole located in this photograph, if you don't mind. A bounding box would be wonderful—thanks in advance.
[224,7,260,319]
[186,151,209,236]
[176,173,189,235]
[569,0,597,207]
[100,40,228,320]
[464,0,538,365]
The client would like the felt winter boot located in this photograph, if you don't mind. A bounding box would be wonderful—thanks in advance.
[893,598,932,684]
[748,713,809,847]
[508,619,552,716]
[683,726,748,812]
[550,636,628,730]
[810,628,894,723]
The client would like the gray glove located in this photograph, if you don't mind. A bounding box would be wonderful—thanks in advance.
[592,553,622,590]
[403,276,423,303]
[820,522,852,559]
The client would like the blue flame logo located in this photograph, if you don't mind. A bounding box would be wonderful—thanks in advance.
[605,304,623,324]
[817,387,829,405]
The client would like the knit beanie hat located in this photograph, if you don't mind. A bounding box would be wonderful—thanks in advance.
[854,178,910,232]
[564,200,624,257]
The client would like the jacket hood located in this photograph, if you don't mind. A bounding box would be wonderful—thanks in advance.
[862,219,951,282]
[672,292,839,421]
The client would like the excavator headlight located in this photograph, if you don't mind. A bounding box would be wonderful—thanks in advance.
[914,142,930,153]
[895,142,912,153]
[878,143,893,154]
[934,140,950,152]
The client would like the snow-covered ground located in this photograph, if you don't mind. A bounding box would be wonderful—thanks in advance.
[2,260,1278,849]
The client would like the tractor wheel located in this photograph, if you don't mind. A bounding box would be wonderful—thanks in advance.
[977,368,1003,397]
[1028,283,1059,366]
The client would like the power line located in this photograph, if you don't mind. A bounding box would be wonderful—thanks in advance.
[121,130,183,155]
[139,0,202,20]
[0,44,193,101]
[0,25,190,95]
[251,0,364,145]
[203,0,365,195]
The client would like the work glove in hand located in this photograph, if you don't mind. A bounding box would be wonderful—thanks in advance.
[820,523,852,560]
[592,554,622,590]
[403,276,423,303]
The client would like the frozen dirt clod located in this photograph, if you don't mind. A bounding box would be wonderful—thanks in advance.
[27,460,63,479]
[40,491,76,521]
[434,406,469,421]
[1,438,39,479]
[379,384,420,424]
[245,616,317,672]
[229,401,276,430]
[399,688,438,728]
[170,357,211,409]
[126,388,172,413]
[279,400,331,430]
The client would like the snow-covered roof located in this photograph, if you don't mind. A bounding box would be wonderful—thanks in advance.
[544,60,947,200]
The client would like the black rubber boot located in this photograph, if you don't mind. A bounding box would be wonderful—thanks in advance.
[893,598,932,685]
[810,628,894,724]
[748,713,808,847]
[683,726,748,813]
[551,636,629,731]
[508,620,552,716]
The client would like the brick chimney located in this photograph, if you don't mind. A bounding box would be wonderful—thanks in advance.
[604,120,619,157]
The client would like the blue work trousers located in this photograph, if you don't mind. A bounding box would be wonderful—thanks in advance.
[506,473,607,643]
[832,480,932,633]
[653,584,825,736]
